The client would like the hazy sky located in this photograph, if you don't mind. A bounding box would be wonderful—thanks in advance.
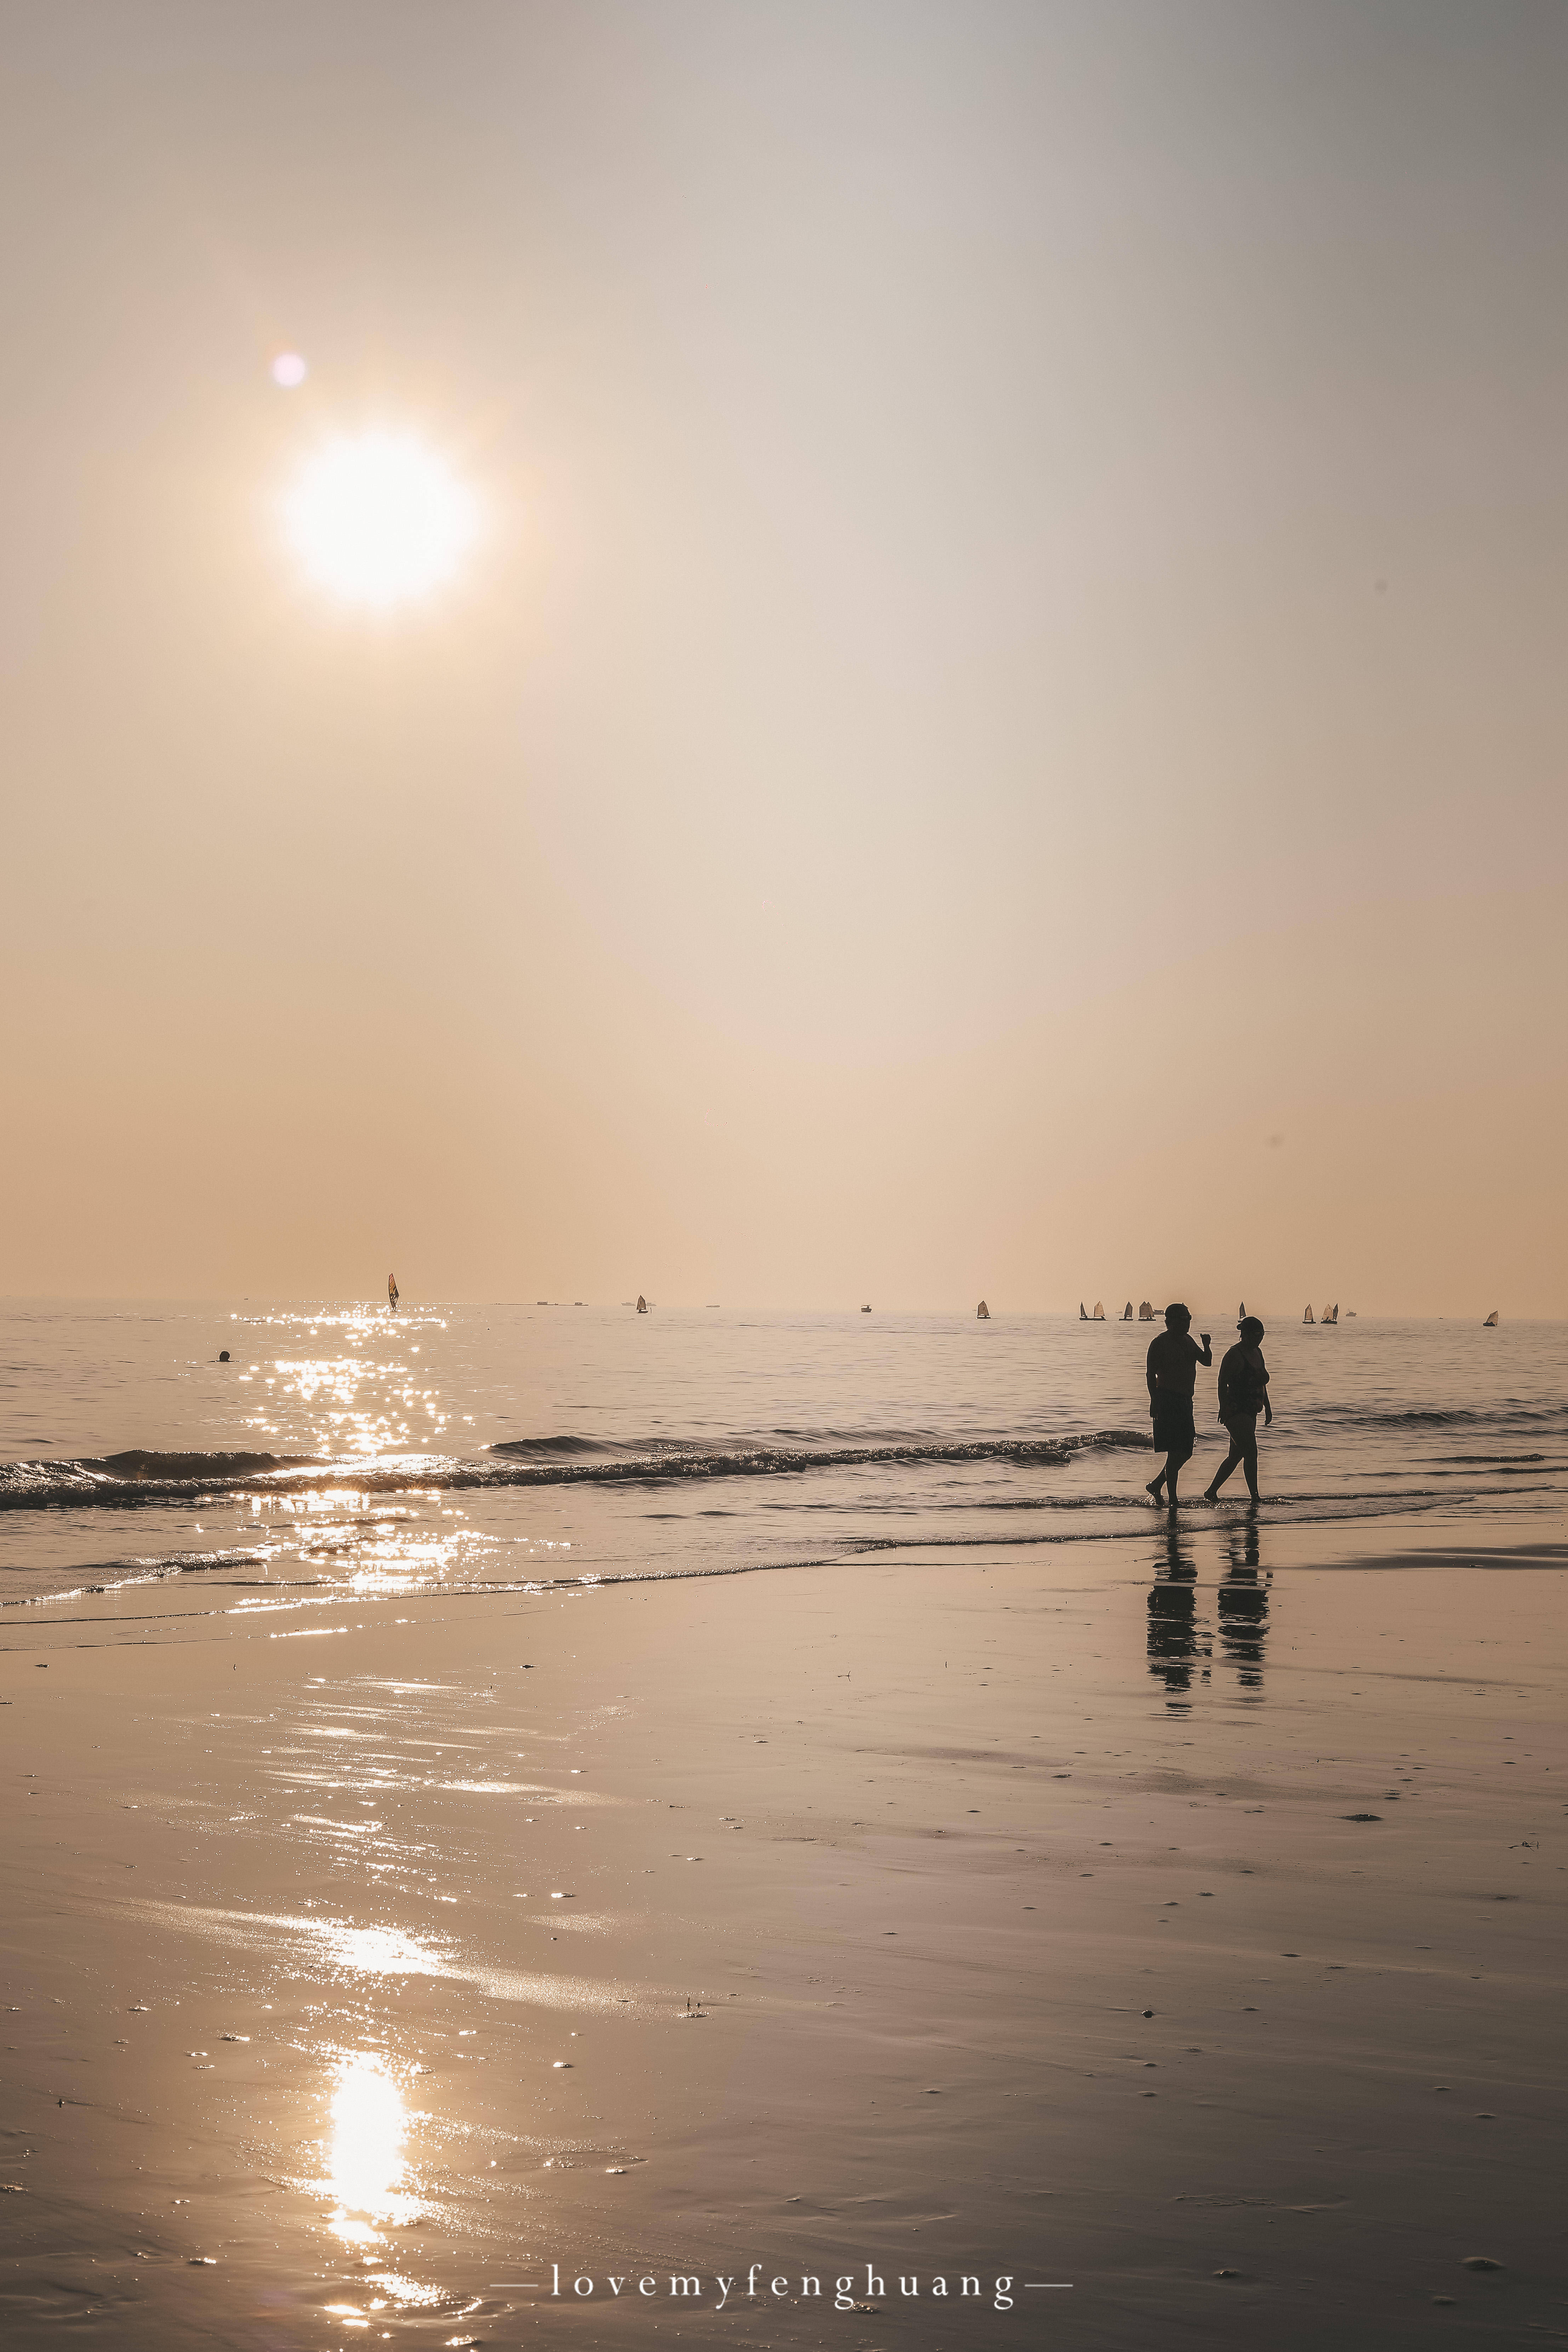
[3,0,1564,1311]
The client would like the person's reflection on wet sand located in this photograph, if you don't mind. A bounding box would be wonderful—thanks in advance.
[1146,1521,1205,1708]
[1217,1517,1271,1695]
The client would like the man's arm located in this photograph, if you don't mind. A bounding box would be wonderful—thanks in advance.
[1195,1332,1213,1367]
[1146,1338,1159,1405]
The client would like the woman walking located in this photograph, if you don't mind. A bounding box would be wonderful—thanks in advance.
[1204,1315,1271,1503]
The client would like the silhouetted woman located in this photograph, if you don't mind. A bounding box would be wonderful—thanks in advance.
[1204,1315,1271,1503]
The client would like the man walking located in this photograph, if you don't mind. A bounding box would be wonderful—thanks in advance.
[1145,1303,1212,1508]
[1204,1315,1272,1503]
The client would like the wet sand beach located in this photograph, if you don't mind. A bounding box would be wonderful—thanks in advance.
[3,1508,1564,2349]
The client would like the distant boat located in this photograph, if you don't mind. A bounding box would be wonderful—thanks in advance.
[1138,1300,1155,1321]
[861,1304,872,1313]
[636,1295,648,1314]
[1091,1300,1105,1321]
[1322,1304,1338,1325]
[1079,1303,1089,1321]
[388,1272,399,1313]
[1346,1310,1357,1316]
[1303,1305,1314,1323]
[976,1300,991,1320]
[1483,1309,1498,1326]
[1122,1302,1133,1320]
[1239,1301,1245,1317]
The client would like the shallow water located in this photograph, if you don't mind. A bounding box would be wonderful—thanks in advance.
[2,1302,1563,1608]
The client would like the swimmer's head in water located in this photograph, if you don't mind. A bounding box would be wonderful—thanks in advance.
[1238,1316,1265,1343]
[1164,1303,1191,1330]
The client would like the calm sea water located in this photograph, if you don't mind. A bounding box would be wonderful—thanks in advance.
[1,1301,1563,1607]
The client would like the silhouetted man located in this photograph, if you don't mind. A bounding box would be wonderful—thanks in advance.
[1145,1303,1211,1508]
[1204,1315,1271,1503]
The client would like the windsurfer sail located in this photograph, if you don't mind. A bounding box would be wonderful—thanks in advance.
[388,1273,399,1312]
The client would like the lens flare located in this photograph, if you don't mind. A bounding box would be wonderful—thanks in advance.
[283,432,478,606]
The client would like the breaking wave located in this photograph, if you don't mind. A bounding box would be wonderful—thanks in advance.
[0,1428,1153,1513]
[1311,1403,1568,1431]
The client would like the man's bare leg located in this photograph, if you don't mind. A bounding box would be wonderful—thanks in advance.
[1148,1446,1181,1503]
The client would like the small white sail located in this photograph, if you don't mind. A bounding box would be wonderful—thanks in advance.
[1483,1309,1499,1326]
[1303,1305,1314,1323]
[976,1300,990,1320]
[1091,1300,1105,1320]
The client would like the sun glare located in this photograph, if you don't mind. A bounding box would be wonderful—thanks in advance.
[283,432,479,606]
[321,2050,422,2242]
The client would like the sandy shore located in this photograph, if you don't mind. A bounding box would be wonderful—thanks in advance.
[2,1510,1564,2348]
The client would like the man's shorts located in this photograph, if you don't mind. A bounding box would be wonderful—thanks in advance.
[1151,1401,1196,1459]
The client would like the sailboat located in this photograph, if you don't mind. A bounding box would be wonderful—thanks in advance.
[1122,1302,1133,1320]
[1483,1309,1499,1327]
[861,1304,872,1313]
[1091,1300,1105,1321]
[1138,1300,1155,1321]
[636,1295,648,1314]
[976,1300,991,1320]
[1303,1305,1314,1323]
[1079,1303,1089,1321]
[1239,1301,1245,1318]
[1323,1304,1338,1325]
[388,1272,399,1313]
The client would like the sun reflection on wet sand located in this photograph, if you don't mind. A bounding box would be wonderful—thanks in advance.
[320,2051,423,2246]
[130,1899,635,2006]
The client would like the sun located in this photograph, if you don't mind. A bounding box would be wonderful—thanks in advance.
[283,432,479,606]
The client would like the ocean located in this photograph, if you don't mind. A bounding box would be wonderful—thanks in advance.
[2,1300,1562,1609]
[4,1300,1564,2347]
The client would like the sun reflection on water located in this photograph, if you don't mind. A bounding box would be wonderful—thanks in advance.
[320,2050,424,2245]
